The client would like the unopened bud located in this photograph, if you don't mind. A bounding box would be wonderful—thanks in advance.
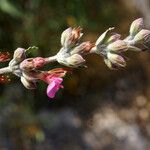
[13,48,26,62]
[32,57,45,69]
[104,58,118,70]
[107,52,126,67]
[61,27,72,47]
[106,33,121,44]
[66,54,85,67]
[130,18,144,36]
[134,29,150,44]
[20,57,45,71]
[104,59,113,69]
[107,40,128,52]
[61,27,83,48]
[96,27,114,46]
[71,42,95,55]
[20,59,34,70]
[21,76,37,89]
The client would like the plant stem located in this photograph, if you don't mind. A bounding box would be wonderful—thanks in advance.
[0,67,11,74]
[45,55,57,64]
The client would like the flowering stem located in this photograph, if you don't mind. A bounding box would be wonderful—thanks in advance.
[0,67,11,74]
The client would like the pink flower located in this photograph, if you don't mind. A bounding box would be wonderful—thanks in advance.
[37,68,70,98]
[46,77,63,98]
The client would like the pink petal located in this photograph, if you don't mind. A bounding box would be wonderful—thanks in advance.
[46,77,64,99]
[46,81,58,98]
[53,77,63,84]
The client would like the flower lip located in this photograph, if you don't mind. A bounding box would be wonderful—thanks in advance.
[46,77,63,98]
[36,68,69,98]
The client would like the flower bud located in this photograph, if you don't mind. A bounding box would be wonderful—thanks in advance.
[106,33,121,44]
[61,27,72,47]
[20,59,34,71]
[104,58,119,70]
[66,54,85,67]
[133,29,150,44]
[13,48,26,62]
[72,27,83,40]
[21,76,36,89]
[57,52,85,67]
[20,57,46,71]
[107,52,126,67]
[104,59,113,69]
[96,27,114,46]
[61,27,83,48]
[107,40,128,52]
[71,42,95,55]
[130,18,144,36]
[32,57,46,69]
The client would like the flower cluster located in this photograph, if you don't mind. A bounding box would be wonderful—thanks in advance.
[91,18,150,69]
[0,18,149,99]
[57,27,94,68]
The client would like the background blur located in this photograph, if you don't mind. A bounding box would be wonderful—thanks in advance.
[0,0,150,150]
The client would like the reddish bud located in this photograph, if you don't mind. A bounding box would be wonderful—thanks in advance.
[0,52,10,62]
[71,42,95,55]
[32,57,46,69]
[61,27,83,48]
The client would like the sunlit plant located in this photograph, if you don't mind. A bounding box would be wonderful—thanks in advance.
[0,18,149,98]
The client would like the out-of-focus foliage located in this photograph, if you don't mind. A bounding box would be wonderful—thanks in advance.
[0,0,22,18]
[0,0,150,149]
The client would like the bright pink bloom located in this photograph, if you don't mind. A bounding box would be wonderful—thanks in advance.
[37,68,70,98]
[46,77,63,98]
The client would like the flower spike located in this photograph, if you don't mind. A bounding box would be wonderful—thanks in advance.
[0,18,149,98]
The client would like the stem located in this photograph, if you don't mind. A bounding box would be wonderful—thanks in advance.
[0,66,11,74]
[45,55,57,64]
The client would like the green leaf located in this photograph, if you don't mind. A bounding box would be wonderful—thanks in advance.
[0,0,22,18]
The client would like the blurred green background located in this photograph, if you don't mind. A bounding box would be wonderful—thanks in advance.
[0,0,150,150]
